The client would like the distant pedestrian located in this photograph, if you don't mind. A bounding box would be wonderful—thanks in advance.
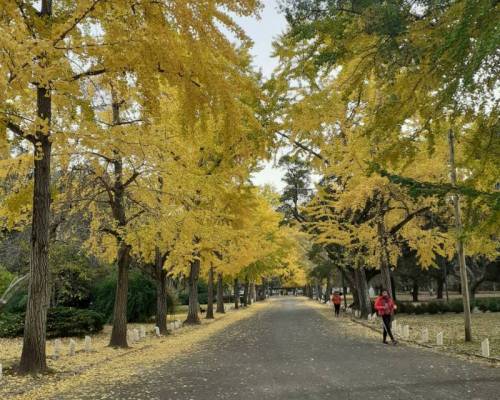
[331,292,342,317]
[374,289,397,345]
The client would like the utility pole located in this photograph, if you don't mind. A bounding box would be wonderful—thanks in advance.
[448,129,472,342]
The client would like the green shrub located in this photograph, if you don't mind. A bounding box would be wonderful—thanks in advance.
[0,312,24,337]
[0,265,15,294]
[90,270,178,322]
[474,297,500,312]
[0,307,105,338]
[2,290,28,314]
[178,281,208,305]
[426,302,441,314]
[46,307,105,338]
[448,299,464,313]
[396,298,500,315]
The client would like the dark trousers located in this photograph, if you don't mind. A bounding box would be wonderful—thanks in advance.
[334,304,340,316]
[382,315,394,342]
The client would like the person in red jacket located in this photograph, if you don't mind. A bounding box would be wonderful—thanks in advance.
[374,289,397,344]
[331,292,342,317]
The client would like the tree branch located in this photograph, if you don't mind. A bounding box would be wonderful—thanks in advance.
[389,206,430,236]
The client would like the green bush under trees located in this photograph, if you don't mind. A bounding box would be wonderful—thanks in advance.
[396,298,500,314]
[90,270,177,322]
[0,307,105,338]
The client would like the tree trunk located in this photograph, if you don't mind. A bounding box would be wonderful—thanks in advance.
[206,266,215,319]
[185,258,201,324]
[436,277,444,300]
[377,212,393,296]
[341,269,348,309]
[155,263,168,334]
[354,267,371,318]
[412,281,419,302]
[325,272,332,303]
[19,83,53,374]
[250,282,256,303]
[216,272,225,313]
[317,281,323,302]
[234,278,239,309]
[448,130,472,342]
[109,242,131,347]
[243,279,249,306]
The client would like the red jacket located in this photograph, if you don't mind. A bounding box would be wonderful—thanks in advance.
[332,294,341,305]
[374,295,396,316]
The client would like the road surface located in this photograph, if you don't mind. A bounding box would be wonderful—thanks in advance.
[56,297,500,399]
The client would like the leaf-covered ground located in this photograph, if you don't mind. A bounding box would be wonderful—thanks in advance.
[316,300,500,360]
[0,303,259,400]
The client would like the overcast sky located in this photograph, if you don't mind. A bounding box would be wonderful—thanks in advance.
[234,1,289,192]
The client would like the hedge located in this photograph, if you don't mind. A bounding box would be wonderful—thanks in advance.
[90,270,177,322]
[0,307,105,338]
[396,297,500,314]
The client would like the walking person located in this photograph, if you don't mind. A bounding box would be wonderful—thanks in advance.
[331,291,342,317]
[374,289,397,345]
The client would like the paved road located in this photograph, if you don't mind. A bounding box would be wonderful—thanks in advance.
[62,298,500,399]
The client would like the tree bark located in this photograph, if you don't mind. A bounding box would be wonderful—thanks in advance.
[19,74,53,373]
[109,242,131,347]
[155,248,168,334]
[448,130,472,342]
[354,266,371,318]
[412,281,419,302]
[108,97,131,348]
[234,278,239,309]
[436,277,444,300]
[206,266,214,319]
[325,271,332,302]
[377,217,393,296]
[185,258,201,324]
[317,281,323,302]
[216,272,225,313]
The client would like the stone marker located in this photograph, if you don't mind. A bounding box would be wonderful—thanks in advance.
[54,338,62,359]
[69,339,76,356]
[481,338,490,357]
[155,326,161,337]
[436,332,444,346]
[367,314,372,321]
[372,313,377,320]
[139,325,146,339]
[403,325,410,340]
[84,335,92,352]
[421,328,429,343]
[0,363,2,381]
[133,328,140,342]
